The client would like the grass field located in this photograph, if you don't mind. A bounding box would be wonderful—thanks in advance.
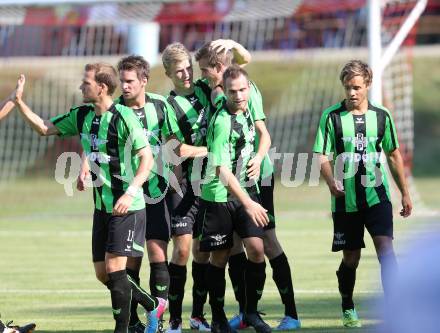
[0,177,438,332]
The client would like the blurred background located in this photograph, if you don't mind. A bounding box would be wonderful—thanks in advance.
[0,0,439,181]
[0,1,439,332]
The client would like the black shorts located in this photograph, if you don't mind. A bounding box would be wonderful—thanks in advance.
[170,183,201,238]
[331,201,393,252]
[199,193,265,252]
[145,194,172,242]
[92,209,146,262]
[258,175,275,230]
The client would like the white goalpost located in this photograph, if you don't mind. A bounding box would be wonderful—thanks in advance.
[368,0,427,103]
[368,0,429,215]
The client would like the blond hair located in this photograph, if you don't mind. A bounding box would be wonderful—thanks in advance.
[162,42,192,73]
[340,60,373,86]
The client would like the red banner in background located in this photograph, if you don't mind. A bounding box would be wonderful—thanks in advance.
[23,6,88,26]
[155,0,232,24]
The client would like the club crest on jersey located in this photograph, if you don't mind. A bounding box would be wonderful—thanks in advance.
[81,133,108,150]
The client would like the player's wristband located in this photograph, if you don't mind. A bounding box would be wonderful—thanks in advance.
[125,185,140,197]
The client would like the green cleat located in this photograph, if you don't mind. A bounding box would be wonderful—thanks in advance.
[342,309,362,328]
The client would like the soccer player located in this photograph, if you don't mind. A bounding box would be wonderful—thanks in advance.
[13,66,167,333]
[200,65,271,333]
[115,55,173,333]
[195,43,301,330]
[313,60,412,328]
[76,55,173,333]
[161,40,251,333]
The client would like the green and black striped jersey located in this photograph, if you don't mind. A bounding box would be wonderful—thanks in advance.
[201,96,258,203]
[313,100,399,213]
[166,79,214,183]
[248,81,274,179]
[51,103,148,213]
[115,93,173,199]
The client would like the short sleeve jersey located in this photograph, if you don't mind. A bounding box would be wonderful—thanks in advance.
[201,96,259,202]
[247,81,274,179]
[115,93,173,199]
[313,100,399,213]
[166,78,214,184]
[51,103,148,213]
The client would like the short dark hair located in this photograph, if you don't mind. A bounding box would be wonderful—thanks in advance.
[195,42,233,67]
[340,60,373,86]
[84,63,118,95]
[222,64,249,86]
[117,55,150,80]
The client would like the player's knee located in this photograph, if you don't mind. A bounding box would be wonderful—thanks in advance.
[211,251,230,268]
[173,246,190,264]
[192,248,209,263]
[263,237,283,259]
[343,255,361,269]
[245,243,265,263]
[373,236,394,256]
[95,270,108,284]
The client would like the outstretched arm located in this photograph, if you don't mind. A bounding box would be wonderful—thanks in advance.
[210,39,251,66]
[14,74,59,136]
[387,148,412,217]
[0,98,15,121]
[167,135,208,158]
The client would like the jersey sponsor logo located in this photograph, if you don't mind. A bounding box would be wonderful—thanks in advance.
[87,152,110,164]
[339,152,381,163]
[333,232,346,246]
[156,285,167,291]
[210,234,227,247]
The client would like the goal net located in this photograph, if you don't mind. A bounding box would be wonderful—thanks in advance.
[0,0,423,192]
